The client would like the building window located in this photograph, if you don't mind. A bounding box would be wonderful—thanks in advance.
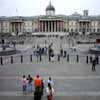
[87,29,89,32]
[75,29,77,32]
[67,28,69,32]
[71,22,73,25]
[94,29,95,32]
[97,29,99,32]
[90,29,91,32]
[71,28,73,32]
[94,22,95,26]
[67,22,69,25]
[79,28,81,32]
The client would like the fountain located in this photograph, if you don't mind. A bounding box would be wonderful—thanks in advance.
[0,38,20,56]
[89,38,100,55]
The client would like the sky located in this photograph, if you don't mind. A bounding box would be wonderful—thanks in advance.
[0,0,100,16]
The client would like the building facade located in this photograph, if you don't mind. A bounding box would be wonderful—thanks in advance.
[0,2,100,35]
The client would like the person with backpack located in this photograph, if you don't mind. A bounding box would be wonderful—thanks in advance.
[46,83,54,100]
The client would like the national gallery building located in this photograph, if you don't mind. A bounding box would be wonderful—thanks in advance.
[0,2,100,35]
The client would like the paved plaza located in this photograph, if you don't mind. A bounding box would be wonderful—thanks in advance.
[0,43,100,100]
[0,36,100,100]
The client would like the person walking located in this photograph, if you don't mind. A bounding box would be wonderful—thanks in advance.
[95,56,99,64]
[46,83,54,100]
[90,56,92,63]
[92,59,96,71]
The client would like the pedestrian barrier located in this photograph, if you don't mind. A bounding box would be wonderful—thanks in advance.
[21,55,23,63]
[67,54,69,62]
[0,57,3,65]
[11,56,13,64]
[0,54,100,65]
[76,55,79,62]
[86,56,88,63]
[30,55,32,62]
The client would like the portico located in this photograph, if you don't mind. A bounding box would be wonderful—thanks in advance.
[39,19,64,32]
[10,18,23,33]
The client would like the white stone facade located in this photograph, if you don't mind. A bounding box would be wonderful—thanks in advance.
[0,3,100,35]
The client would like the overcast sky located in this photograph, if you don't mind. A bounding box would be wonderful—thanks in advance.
[0,0,100,16]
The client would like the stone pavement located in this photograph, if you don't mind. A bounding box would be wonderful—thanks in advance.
[0,43,100,100]
[0,59,100,100]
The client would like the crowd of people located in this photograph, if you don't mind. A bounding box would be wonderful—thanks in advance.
[22,74,54,100]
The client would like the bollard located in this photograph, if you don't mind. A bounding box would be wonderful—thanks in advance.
[67,54,69,62]
[30,55,32,62]
[60,49,63,57]
[58,54,60,62]
[90,56,92,63]
[37,55,38,63]
[76,55,79,62]
[11,56,13,64]
[96,56,99,64]
[21,55,23,63]
[86,56,88,63]
[63,51,66,58]
[0,57,3,65]
[49,55,51,61]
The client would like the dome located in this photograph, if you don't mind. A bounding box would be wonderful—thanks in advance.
[46,2,55,11]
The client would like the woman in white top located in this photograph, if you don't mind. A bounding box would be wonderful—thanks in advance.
[47,77,54,87]
[46,83,54,100]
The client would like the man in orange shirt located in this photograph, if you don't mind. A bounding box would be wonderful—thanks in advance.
[34,74,42,100]
[34,74,42,88]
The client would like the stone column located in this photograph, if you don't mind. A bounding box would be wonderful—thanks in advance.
[18,23,20,32]
[55,21,57,32]
[14,23,15,32]
[48,21,50,32]
[54,21,56,32]
[62,21,64,32]
[78,22,80,32]
[10,23,12,32]
[45,21,47,32]
[51,21,52,32]
[59,21,60,32]
[20,23,21,32]
[60,21,62,32]
[57,21,59,32]
[19,23,20,32]
[38,21,39,32]
[51,21,53,32]
[39,21,41,32]
[42,21,43,32]
[85,23,87,32]
[53,21,54,32]
[50,21,51,32]
[20,23,22,32]
[47,21,48,32]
